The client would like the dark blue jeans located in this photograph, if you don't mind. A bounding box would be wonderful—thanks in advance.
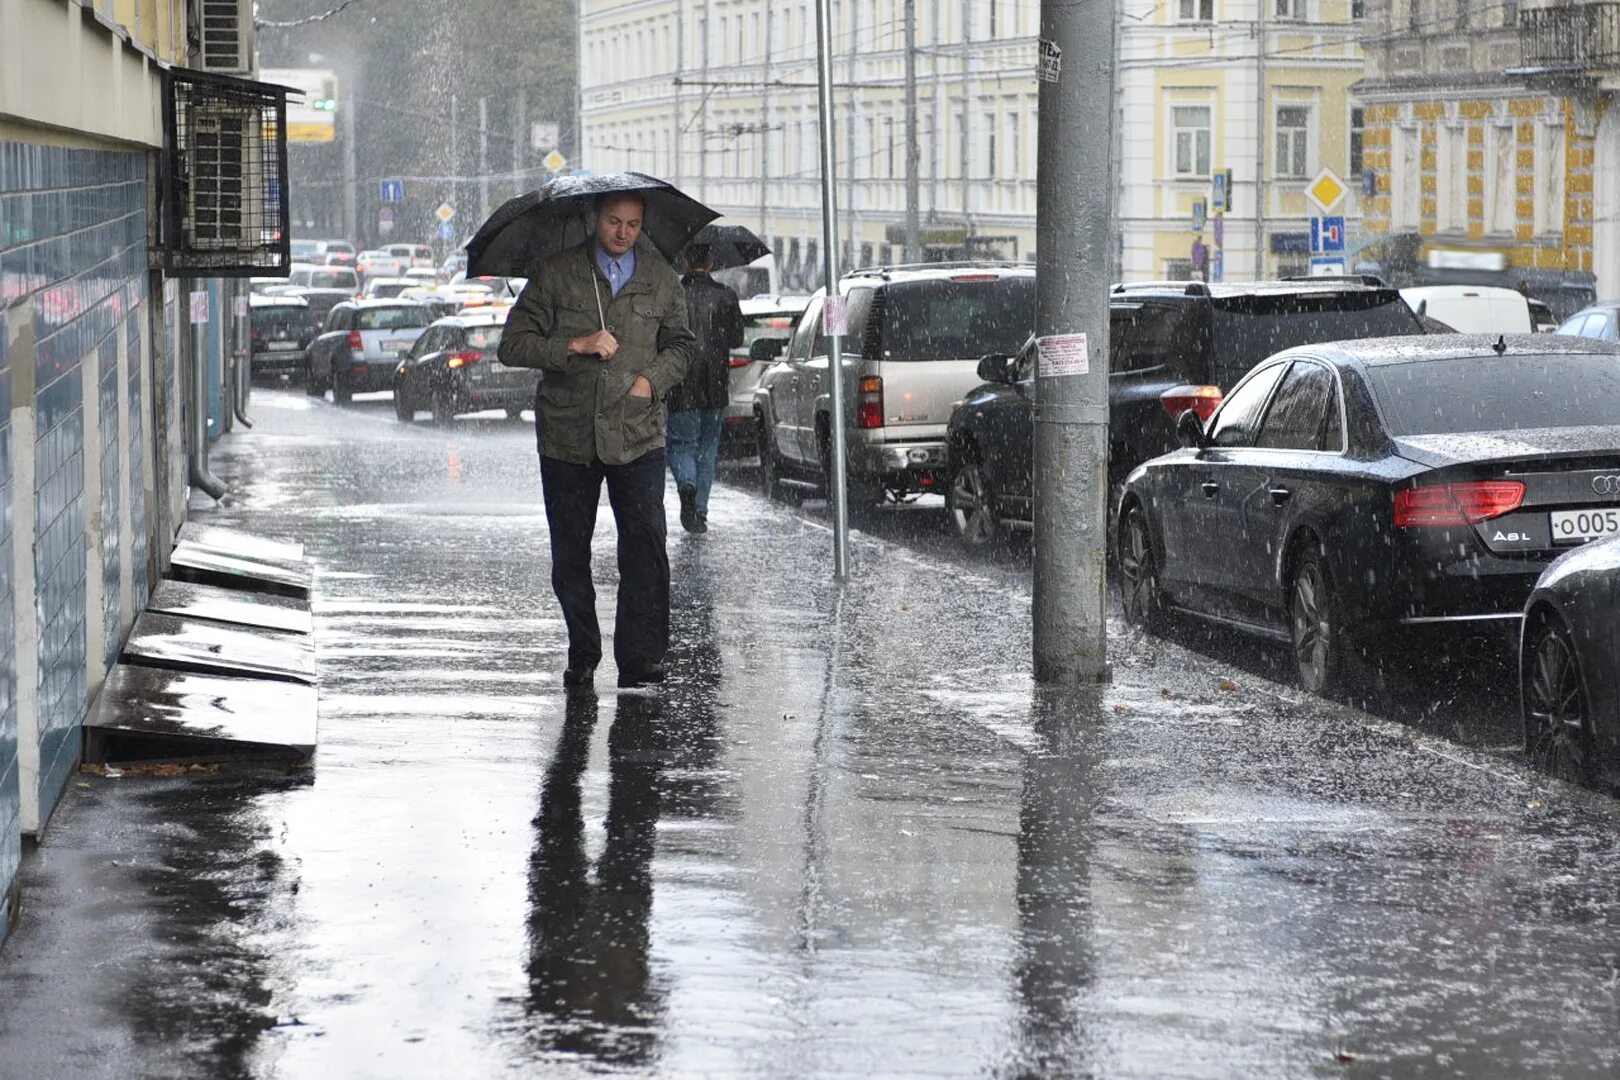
[539,449,669,673]
[666,407,724,516]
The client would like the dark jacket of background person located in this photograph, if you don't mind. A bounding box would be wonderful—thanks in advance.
[666,272,744,414]
[499,242,695,465]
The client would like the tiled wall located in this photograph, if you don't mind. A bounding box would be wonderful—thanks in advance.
[0,291,18,929]
[99,335,121,667]
[126,299,149,611]
[1,142,150,831]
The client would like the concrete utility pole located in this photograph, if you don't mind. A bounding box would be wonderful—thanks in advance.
[1032,0,1115,684]
[514,88,526,199]
[450,94,460,225]
[815,0,852,580]
[479,96,490,223]
[342,82,357,243]
[904,0,921,262]
[1254,14,1267,280]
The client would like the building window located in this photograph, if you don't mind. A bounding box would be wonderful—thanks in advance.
[1536,123,1567,234]
[1178,0,1214,19]
[1008,111,1021,177]
[1436,125,1463,232]
[1275,106,1310,178]
[1487,124,1516,234]
[984,111,997,177]
[1351,0,1365,17]
[1349,106,1365,176]
[1275,0,1305,18]
[1394,126,1421,230]
[1173,106,1212,177]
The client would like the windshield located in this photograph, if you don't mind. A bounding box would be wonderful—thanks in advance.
[368,283,410,298]
[357,306,431,331]
[1208,294,1423,388]
[466,326,504,350]
[253,305,313,331]
[290,241,318,259]
[1370,353,1620,436]
[876,276,1036,362]
[311,271,357,289]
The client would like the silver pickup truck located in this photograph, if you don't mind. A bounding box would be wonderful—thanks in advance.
[752,263,1036,508]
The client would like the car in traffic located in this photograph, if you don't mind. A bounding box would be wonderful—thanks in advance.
[403,267,440,288]
[248,295,319,381]
[313,239,356,266]
[946,279,1426,548]
[1117,334,1620,696]
[281,265,361,322]
[305,300,433,404]
[1520,535,1620,786]
[754,263,1036,507]
[441,251,469,280]
[386,243,436,270]
[290,239,321,263]
[392,309,533,424]
[723,295,810,454]
[1555,302,1620,344]
[356,250,407,281]
[1400,285,1533,335]
[362,277,415,299]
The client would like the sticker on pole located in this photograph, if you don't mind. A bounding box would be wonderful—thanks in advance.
[1037,40,1063,84]
[1037,333,1089,377]
[234,296,249,318]
[822,296,849,337]
[189,290,210,325]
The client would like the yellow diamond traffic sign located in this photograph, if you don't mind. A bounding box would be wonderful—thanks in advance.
[435,202,455,224]
[1305,169,1347,214]
[543,150,567,173]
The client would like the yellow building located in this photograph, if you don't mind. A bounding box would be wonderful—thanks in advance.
[1355,0,1607,317]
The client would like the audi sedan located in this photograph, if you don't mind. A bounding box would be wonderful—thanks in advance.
[1521,535,1620,786]
[1118,335,1620,695]
[393,309,534,424]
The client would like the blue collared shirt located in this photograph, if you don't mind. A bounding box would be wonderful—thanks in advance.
[595,244,636,297]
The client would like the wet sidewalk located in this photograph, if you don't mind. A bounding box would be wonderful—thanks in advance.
[1,390,1618,1079]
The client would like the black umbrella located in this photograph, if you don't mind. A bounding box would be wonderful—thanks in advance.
[679,224,771,272]
[464,172,721,279]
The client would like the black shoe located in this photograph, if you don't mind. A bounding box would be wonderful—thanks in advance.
[695,514,709,534]
[563,665,595,688]
[678,484,700,533]
[617,663,667,689]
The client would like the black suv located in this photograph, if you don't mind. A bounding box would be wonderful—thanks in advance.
[943,279,1426,547]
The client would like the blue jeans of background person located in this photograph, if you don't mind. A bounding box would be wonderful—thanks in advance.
[666,408,724,516]
[539,449,669,673]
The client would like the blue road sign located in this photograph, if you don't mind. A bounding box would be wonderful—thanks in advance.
[380,179,405,203]
[1310,217,1321,253]
[1321,215,1346,253]
[1211,169,1232,213]
[438,222,455,240]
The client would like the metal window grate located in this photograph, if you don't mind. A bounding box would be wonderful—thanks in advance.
[157,68,291,276]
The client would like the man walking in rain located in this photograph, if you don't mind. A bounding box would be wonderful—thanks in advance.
[667,245,744,534]
[500,194,696,689]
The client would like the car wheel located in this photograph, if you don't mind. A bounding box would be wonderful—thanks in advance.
[431,386,457,425]
[1289,546,1348,695]
[332,368,353,406]
[394,388,415,422]
[506,406,525,421]
[1118,502,1164,632]
[304,358,324,396]
[1522,611,1592,784]
[757,417,789,501]
[948,450,1002,549]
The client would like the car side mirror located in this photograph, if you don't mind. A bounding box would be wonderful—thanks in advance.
[1176,408,1209,452]
[751,337,787,363]
[977,353,1014,384]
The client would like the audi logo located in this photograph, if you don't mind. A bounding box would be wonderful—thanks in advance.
[1593,475,1620,496]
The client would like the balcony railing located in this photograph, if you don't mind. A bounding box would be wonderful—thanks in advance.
[1518,1,1620,70]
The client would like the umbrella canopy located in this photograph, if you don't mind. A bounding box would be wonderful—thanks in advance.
[679,224,771,273]
[464,172,721,279]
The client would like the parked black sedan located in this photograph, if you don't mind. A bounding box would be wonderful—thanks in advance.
[393,309,535,423]
[1118,335,1620,694]
[1521,535,1620,785]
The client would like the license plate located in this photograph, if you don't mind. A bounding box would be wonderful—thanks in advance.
[268,342,298,351]
[388,341,413,356]
[1550,508,1620,545]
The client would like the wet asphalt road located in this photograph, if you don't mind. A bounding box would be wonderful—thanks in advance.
[2,389,1620,1079]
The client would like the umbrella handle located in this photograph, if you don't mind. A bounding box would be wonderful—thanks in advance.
[592,268,606,330]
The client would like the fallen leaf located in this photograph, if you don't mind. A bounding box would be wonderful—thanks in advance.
[1217,679,1239,692]
[1160,688,1173,698]
[1528,800,1544,810]
[79,763,108,776]
[1113,705,1129,716]
[1334,1050,1356,1064]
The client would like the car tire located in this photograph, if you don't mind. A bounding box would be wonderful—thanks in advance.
[431,386,457,425]
[1522,610,1593,784]
[394,389,415,422]
[332,368,353,406]
[506,407,525,421]
[304,358,324,397]
[757,417,791,502]
[1289,545,1353,696]
[1118,502,1165,632]
[947,448,1003,550]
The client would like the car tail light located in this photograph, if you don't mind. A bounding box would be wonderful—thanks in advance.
[346,330,363,351]
[857,375,884,429]
[729,353,752,369]
[447,349,482,369]
[1160,385,1223,422]
[1394,481,1525,527]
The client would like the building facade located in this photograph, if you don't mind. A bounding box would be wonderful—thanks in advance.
[1356,0,1612,316]
[580,0,1367,286]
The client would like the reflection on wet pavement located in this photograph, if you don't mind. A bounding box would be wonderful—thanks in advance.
[0,391,1617,1078]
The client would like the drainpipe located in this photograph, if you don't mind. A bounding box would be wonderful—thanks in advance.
[186,279,228,500]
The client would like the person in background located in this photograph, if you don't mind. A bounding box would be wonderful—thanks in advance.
[666,244,744,534]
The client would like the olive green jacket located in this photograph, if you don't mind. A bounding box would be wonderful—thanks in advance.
[498,242,695,466]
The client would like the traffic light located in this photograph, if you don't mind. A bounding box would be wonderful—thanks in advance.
[313,98,336,111]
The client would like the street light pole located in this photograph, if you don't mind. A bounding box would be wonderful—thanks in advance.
[815,0,851,581]
[1032,0,1115,684]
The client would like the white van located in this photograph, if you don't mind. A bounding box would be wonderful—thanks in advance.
[1400,285,1533,334]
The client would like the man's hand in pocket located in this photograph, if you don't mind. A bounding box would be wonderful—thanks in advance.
[629,375,654,399]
